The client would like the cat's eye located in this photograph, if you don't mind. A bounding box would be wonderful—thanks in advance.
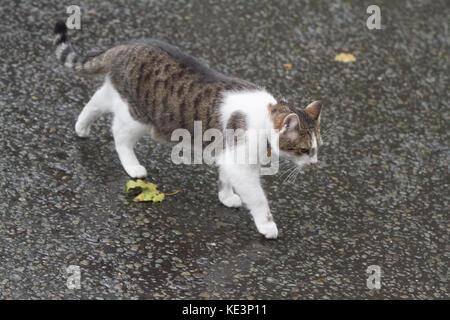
[300,148,310,154]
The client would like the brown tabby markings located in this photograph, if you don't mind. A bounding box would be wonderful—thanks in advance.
[70,39,321,156]
[269,103,322,156]
[96,42,259,142]
[226,111,247,131]
[268,103,291,131]
[225,111,248,147]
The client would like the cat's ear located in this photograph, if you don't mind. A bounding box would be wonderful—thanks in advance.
[304,100,322,122]
[280,113,300,137]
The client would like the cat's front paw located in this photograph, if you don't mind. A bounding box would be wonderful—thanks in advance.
[219,192,242,208]
[255,220,278,239]
[75,122,90,138]
[125,165,147,178]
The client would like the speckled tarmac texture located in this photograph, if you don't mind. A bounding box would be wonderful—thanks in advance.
[0,0,448,299]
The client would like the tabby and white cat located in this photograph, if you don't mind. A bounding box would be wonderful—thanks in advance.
[53,21,323,239]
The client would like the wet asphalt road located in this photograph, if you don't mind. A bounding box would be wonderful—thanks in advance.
[0,0,449,299]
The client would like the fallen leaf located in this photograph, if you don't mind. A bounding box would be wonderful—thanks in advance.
[284,63,292,68]
[126,179,155,193]
[126,179,179,202]
[334,53,356,62]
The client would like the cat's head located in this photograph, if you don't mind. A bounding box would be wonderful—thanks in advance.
[269,100,322,167]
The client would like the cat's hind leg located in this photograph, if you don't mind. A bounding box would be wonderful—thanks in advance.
[109,86,150,178]
[112,117,149,178]
[75,82,110,138]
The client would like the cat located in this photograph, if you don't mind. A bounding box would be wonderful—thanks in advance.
[53,21,323,239]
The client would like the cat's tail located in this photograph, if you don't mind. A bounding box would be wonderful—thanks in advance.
[53,21,109,76]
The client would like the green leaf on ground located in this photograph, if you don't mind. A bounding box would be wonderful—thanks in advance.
[126,179,180,202]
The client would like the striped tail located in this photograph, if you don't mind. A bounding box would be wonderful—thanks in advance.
[53,21,109,75]
[53,21,79,69]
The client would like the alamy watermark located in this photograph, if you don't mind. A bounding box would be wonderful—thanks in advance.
[66,265,81,289]
[65,4,381,31]
[170,121,280,175]
[366,265,381,289]
[366,5,381,30]
[66,5,81,30]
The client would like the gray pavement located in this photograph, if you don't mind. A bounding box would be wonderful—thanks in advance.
[0,0,448,299]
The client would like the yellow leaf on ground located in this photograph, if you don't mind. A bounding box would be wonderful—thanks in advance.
[334,53,356,62]
[284,63,292,68]
[126,179,179,202]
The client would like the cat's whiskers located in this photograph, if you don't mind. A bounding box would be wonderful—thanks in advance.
[282,170,296,184]
[282,167,296,184]
[288,167,301,184]
[294,167,302,182]
[286,169,296,184]
[284,166,301,184]
[280,162,297,178]
[281,165,296,178]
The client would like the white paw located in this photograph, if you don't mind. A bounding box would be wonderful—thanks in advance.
[255,220,278,239]
[219,192,242,208]
[125,165,147,178]
[75,122,90,138]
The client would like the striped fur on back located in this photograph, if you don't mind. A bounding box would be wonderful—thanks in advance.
[108,43,259,140]
[53,21,260,138]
